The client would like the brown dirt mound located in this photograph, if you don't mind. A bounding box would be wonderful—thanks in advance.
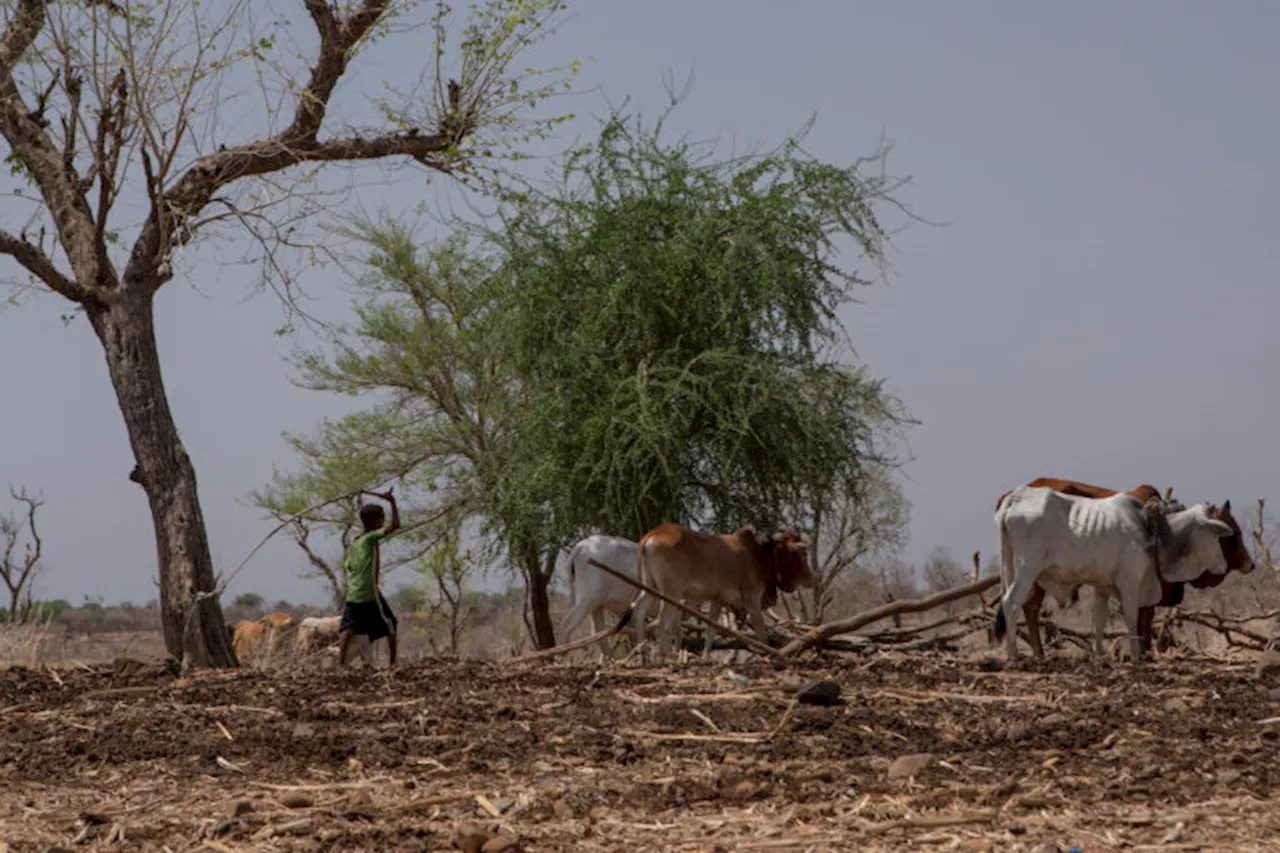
[2,652,1279,851]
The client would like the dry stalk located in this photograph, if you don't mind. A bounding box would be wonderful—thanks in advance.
[1255,497,1280,572]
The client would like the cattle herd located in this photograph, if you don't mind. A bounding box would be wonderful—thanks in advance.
[228,475,1262,668]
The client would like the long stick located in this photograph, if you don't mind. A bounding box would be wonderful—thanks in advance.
[585,558,781,658]
[776,574,1001,660]
[509,627,618,663]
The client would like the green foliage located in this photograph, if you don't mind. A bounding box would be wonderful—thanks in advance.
[232,592,264,608]
[263,91,917,643]
[475,98,914,542]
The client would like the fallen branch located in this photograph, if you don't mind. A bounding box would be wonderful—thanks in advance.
[889,624,988,652]
[1176,612,1270,649]
[509,627,617,663]
[777,575,1001,659]
[586,558,780,658]
[863,611,985,643]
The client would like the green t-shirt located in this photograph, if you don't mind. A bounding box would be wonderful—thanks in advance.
[344,529,388,604]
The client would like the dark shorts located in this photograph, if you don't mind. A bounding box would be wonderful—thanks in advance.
[340,594,398,641]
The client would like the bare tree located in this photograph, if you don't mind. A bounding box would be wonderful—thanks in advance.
[0,486,44,622]
[920,545,968,615]
[922,546,965,592]
[0,0,574,667]
[798,465,910,622]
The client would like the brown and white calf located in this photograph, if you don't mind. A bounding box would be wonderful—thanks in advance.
[615,523,811,660]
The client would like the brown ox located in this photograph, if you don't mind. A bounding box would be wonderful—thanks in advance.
[615,524,811,659]
[993,477,1254,657]
[231,611,295,663]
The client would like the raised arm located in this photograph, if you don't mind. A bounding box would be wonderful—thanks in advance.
[365,488,400,535]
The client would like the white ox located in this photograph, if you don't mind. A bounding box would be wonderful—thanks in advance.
[556,534,750,659]
[557,535,643,659]
[996,486,1235,662]
[294,614,374,666]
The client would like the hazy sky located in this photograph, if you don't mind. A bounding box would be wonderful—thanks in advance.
[4,1,1279,608]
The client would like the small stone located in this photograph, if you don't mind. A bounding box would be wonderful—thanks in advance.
[291,723,315,739]
[279,793,313,809]
[452,822,491,853]
[1267,687,1280,701]
[553,799,574,820]
[230,800,254,817]
[1163,697,1189,713]
[1008,823,1027,835]
[795,680,842,706]
[1219,769,1243,785]
[976,657,1004,672]
[887,753,935,780]
[481,836,521,853]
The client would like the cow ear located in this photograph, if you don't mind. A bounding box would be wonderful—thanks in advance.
[1222,499,1231,513]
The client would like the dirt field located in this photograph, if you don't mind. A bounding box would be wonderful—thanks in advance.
[3,649,1280,853]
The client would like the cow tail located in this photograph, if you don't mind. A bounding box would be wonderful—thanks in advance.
[992,502,1014,642]
[613,534,648,633]
[565,541,583,608]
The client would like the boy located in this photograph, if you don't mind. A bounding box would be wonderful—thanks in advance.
[338,488,400,667]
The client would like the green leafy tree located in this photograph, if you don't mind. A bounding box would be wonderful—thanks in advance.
[264,90,916,649]
[249,227,507,611]
[0,0,576,668]
[471,97,915,643]
[232,592,264,609]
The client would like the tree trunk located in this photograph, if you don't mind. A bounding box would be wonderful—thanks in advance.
[87,289,237,669]
[523,547,557,650]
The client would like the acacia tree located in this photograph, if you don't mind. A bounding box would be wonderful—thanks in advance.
[0,486,44,622]
[0,0,574,666]
[250,224,508,620]
[477,99,915,644]
[265,94,917,649]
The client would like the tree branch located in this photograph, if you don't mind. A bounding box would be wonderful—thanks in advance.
[0,0,113,297]
[0,227,84,300]
[125,0,457,293]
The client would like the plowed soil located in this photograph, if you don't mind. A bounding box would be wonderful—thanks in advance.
[3,651,1280,852]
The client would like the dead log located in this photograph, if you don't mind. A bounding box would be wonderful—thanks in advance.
[776,575,1001,660]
